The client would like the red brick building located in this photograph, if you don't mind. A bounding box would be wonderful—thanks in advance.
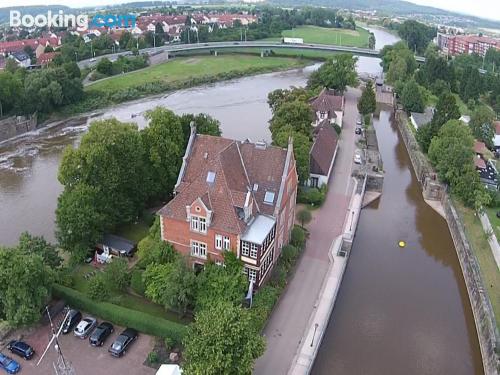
[158,125,298,287]
[437,33,500,58]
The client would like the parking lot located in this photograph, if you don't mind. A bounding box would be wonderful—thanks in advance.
[5,317,156,375]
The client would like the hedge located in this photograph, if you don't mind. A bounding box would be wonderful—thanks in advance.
[53,284,187,343]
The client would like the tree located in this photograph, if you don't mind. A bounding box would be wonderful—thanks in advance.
[103,258,130,291]
[470,106,495,147]
[307,54,358,93]
[267,87,310,114]
[274,128,311,183]
[179,113,222,146]
[182,301,265,375]
[397,20,436,54]
[137,235,177,267]
[400,80,425,113]
[195,252,247,312]
[269,100,313,141]
[87,274,110,301]
[297,208,312,227]
[142,107,185,201]
[0,248,54,326]
[386,57,407,84]
[18,232,62,268]
[0,71,22,116]
[143,256,197,315]
[96,58,113,75]
[358,81,376,116]
[432,92,460,130]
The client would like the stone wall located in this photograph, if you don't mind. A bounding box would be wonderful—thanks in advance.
[0,114,37,143]
[395,109,500,375]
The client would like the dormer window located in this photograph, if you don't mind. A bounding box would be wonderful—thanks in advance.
[191,215,207,233]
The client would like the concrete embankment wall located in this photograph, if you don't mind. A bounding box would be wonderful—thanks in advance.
[395,110,500,375]
[0,115,37,143]
[288,175,366,375]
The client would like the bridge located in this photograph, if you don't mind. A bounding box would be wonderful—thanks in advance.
[78,41,425,68]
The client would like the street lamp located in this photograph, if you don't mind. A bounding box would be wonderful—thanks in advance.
[310,323,319,347]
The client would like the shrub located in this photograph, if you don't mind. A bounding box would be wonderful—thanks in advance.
[250,285,280,330]
[297,185,327,206]
[103,258,130,291]
[53,284,187,343]
[291,226,306,249]
[164,337,175,351]
[87,274,110,301]
[364,114,371,126]
[269,262,287,289]
[147,351,159,364]
[281,245,299,269]
[297,208,312,228]
[130,269,146,295]
[333,123,341,135]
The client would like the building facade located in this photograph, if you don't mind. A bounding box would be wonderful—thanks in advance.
[437,33,500,58]
[309,88,345,128]
[158,126,298,287]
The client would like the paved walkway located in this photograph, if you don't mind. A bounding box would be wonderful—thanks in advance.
[253,88,361,375]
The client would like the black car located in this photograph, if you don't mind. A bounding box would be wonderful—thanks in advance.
[89,322,114,347]
[108,328,138,357]
[355,127,362,135]
[7,341,34,360]
[61,309,82,334]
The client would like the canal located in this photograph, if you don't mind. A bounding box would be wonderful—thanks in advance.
[0,27,483,374]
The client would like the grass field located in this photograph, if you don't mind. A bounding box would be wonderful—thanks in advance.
[86,54,305,93]
[455,201,500,331]
[266,25,371,48]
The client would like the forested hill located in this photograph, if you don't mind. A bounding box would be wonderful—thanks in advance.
[0,5,72,25]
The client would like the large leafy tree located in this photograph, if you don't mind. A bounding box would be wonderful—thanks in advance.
[143,256,197,316]
[432,92,461,130]
[358,81,376,116]
[274,127,312,183]
[267,87,310,114]
[182,301,265,375]
[307,54,358,93]
[0,248,54,326]
[0,71,22,115]
[179,113,222,146]
[470,106,495,147]
[142,107,185,201]
[18,232,62,268]
[397,20,436,54]
[269,100,313,141]
[195,252,247,312]
[401,79,425,113]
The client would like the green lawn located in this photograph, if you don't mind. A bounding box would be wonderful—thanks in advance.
[86,55,305,93]
[116,212,154,243]
[71,264,189,324]
[455,201,500,331]
[486,207,500,239]
[266,25,370,48]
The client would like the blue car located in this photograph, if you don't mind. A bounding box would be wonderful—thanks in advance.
[0,353,20,374]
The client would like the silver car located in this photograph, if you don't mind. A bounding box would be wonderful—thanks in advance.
[73,317,97,339]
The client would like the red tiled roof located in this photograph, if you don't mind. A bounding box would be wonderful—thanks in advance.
[159,134,289,234]
[38,52,58,65]
[310,88,344,113]
[474,157,486,169]
[310,120,338,176]
[474,140,486,154]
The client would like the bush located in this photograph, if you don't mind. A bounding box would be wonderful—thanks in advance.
[130,269,146,295]
[251,285,280,330]
[281,245,299,269]
[103,258,130,291]
[53,284,187,343]
[333,123,341,135]
[269,262,287,289]
[290,226,306,249]
[297,185,327,206]
[297,208,312,228]
[164,337,175,351]
[364,114,371,126]
[87,275,110,301]
[147,351,159,364]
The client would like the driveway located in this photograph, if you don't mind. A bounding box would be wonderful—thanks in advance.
[6,318,156,375]
[253,87,361,375]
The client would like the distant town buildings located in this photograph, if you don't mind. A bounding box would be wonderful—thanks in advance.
[437,33,500,57]
[158,125,298,287]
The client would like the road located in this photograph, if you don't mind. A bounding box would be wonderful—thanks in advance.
[253,87,362,375]
[77,41,426,69]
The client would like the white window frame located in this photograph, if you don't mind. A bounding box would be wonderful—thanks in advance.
[241,241,250,257]
[215,234,223,250]
[223,236,230,250]
[248,268,257,283]
[190,215,207,234]
[191,240,207,259]
[250,243,258,259]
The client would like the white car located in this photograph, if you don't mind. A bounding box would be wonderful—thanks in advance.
[356,118,363,126]
[74,317,97,339]
[354,150,363,165]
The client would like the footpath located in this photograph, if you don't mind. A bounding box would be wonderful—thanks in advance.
[253,88,361,375]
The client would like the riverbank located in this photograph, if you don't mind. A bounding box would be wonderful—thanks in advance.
[57,54,309,118]
[395,109,499,375]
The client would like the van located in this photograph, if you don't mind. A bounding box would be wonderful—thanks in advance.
[62,309,82,334]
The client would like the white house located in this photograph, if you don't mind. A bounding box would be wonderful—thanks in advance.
[9,51,31,68]
[309,88,345,128]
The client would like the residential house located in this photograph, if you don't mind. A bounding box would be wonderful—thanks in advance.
[410,107,434,130]
[158,125,298,287]
[309,88,345,128]
[38,52,58,66]
[474,140,499,190]
[9,51,31,68]
[493,121,500,150]
[308,120,339,188]
[437,33,500,58]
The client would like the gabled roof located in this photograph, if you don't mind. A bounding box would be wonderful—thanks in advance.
[309,88,344,113]
[410,107,434,128]
[310,120,338,176]
[159,134,291,234]
[474,140,486,155]
[474,156,486,169]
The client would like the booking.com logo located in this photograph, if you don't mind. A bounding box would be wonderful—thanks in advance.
[10,10,136,30]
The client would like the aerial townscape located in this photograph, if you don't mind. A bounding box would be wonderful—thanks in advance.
[0,0,499,375]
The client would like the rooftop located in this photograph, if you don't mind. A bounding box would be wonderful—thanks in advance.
[310,120,338,176]
[310,88,344,113]
[410,107,434,129]
[241,214,276,245]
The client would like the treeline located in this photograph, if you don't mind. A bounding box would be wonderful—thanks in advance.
[56,108,221,259]
[0,61,82,116]
[91,54,149,81]
[383,41,496,208]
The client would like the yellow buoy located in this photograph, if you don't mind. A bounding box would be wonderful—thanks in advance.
[398,241,406,248]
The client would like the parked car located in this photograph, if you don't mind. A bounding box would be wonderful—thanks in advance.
[62,309,82,334]
[7,341,34,360]
[354,150,363,165]
[89,322,114,347]
[355,127,362,135]
[109,328,138,357]
[74,317,97,339]
[0,353,20,374]
[356,118,363,126]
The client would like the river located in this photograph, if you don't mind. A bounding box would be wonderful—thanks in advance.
[0,28,483,374]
